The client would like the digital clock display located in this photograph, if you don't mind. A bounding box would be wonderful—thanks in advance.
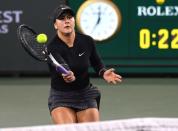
[139,28,178,49]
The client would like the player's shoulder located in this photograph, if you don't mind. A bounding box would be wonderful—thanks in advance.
[47,35,59,49]
[49,35,58,43]
[76,32,94,42]
[76,32,95,49]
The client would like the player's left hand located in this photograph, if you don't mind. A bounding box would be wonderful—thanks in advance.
[103,68,122,84]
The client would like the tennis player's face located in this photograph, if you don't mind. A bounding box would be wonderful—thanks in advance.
[54,13,75,35]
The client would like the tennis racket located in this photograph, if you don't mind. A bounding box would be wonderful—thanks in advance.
[17,24,69,74]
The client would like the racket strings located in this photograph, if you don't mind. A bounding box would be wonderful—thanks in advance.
[21,27,47,61]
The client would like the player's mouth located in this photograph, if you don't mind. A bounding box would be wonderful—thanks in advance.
[64,25,71,28]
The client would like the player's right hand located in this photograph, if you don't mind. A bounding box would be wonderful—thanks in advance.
[62,71,76,83]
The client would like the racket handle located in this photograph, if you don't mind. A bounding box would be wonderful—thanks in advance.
[48,53,69,74]
[56,66,69,74]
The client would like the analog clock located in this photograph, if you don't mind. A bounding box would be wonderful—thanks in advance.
[76,0,122,41]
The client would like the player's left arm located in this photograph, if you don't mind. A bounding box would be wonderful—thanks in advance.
[89,38,122,84]
[103,68,122,84]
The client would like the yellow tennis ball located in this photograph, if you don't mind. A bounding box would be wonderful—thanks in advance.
[156,0,165,5]
[36,33,48,44]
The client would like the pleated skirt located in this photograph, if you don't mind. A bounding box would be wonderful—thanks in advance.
[48,84,101,112]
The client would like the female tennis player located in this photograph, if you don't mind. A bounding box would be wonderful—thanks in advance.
[47,4,122,124]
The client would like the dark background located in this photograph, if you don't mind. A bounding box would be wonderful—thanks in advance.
[0,0,178,76]
[0,0,66,76]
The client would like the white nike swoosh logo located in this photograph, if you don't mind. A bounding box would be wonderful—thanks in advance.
[79,52,85,56]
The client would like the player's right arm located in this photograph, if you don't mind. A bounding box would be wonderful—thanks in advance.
[47,38,75,83]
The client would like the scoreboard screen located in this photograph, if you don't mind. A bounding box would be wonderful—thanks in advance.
[68,0,178,74]
[130,0,178,58]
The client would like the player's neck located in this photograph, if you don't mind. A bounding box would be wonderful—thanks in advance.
[58,31,75,47]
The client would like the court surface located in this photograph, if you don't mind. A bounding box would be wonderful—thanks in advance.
[0,77,178,128]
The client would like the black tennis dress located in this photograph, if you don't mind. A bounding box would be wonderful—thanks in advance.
[47,32,106,112]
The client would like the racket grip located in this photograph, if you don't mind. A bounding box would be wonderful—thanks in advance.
[56,66,69,74]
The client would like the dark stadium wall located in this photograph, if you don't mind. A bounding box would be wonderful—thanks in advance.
[0,0,178,76]
[0,0,66,75]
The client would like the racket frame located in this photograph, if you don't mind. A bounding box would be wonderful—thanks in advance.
[17,24,69,74]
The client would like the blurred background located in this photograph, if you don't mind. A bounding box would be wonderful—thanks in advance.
[0,0,178,128]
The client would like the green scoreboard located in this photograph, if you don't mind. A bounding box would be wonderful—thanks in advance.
[68,0,178,74]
